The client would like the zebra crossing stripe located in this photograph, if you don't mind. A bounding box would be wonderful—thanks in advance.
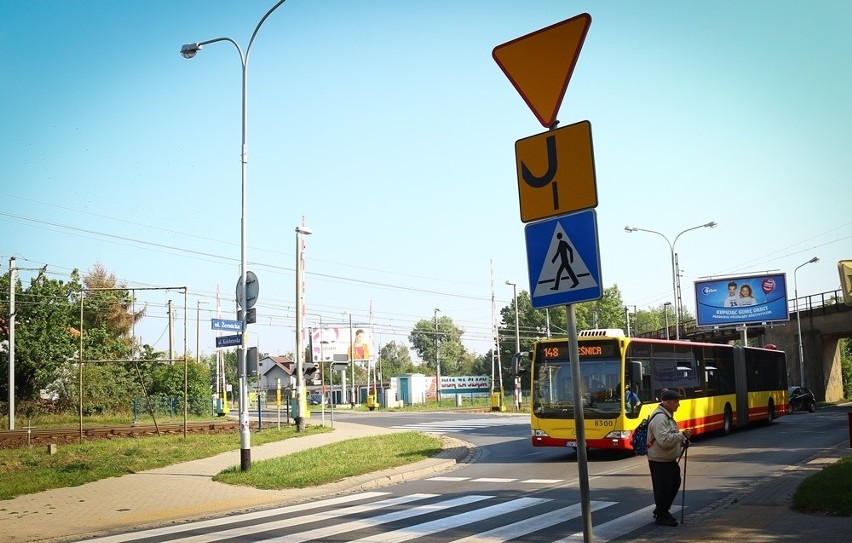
[161,494,439,543]
[74,491,392,543]
[427,477,564,484]
[346,496,550,543]
[554,505,682,543]
[449,500,616,543]
[75,492,671,543]
[260,494,496,543]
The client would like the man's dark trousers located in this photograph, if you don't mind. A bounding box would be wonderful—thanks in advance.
[649,459,681,516]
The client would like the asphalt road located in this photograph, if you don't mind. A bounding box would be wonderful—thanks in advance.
[140,406,847,542]
[318,406,848,541]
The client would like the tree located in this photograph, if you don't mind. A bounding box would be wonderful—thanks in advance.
[0,267,81,402]
[80,263,145,361]
[377,341,416,378]
[408,314,467,376]
[494,285,627,396]
[148,359,211,416]
[841,338,851,400]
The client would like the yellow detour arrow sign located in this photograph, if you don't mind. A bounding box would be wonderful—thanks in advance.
[493,13,592,128]
[515,120,597,223]
[839,260,852,306]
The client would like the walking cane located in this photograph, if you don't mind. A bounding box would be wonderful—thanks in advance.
[680,441,689,524]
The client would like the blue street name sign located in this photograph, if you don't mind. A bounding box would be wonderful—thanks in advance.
[211,319,242,331]
[215,334,243,348]
[525,209,602,309]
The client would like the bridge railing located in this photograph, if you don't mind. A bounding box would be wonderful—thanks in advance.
[789,289,846,315]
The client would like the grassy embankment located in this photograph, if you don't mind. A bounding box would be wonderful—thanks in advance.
[0,422,441,500]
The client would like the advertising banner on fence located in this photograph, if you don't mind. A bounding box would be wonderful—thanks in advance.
[694,273,789,327]
[439,376,490,394]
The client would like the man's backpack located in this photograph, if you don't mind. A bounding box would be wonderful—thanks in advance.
[630,412,663,455]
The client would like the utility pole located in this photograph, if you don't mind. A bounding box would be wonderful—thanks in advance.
[7,257,16,430]
[168,300,175,363]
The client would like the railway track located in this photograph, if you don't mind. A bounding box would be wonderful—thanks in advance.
[0,420,254,449]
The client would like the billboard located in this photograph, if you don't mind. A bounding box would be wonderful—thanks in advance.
[694,274,789,327]
[310,324,373,362]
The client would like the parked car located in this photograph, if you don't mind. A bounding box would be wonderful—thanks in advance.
[308,393,327,406]
[788,386,816,412]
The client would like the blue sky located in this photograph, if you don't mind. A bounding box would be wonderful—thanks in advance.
[2,0,849,360]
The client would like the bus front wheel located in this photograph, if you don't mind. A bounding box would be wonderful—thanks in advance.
[766,399,775,424]
[722,405,733,435]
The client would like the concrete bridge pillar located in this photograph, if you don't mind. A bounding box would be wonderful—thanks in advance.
[818,336,844,402]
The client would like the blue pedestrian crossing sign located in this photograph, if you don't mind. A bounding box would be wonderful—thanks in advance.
[525,210,602,308]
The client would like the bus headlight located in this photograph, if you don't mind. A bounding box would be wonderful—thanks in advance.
[533,429,550,438]
[604,430,632,440]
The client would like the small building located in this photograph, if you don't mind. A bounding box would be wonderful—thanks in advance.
[395,373,430,405]
[258,355,294,391]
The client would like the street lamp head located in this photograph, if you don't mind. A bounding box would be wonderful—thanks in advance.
[180,43,202,59]
[624,226,636,233]
[809,256,819,264]
[505,280,516,286]
[295,226,313,235]
[705,221,718,229]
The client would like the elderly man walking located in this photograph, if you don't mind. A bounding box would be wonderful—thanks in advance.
[647,389,692,526]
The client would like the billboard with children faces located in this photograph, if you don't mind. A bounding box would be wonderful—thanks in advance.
[694,273,789,327]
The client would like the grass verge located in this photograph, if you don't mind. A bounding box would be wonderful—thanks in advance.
[214,432,443,489]
[792,456,852,516]
[0,425,331,500]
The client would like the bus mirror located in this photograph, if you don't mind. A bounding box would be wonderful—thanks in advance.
[511,352,529,377]
[630,360,642,385]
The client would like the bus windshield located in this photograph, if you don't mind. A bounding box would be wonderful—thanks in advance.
[532,356,623,420]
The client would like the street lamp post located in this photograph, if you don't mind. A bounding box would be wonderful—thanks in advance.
[433,308,441,404]
[794,257,819,387]
[505,280,521,410]
[181,0,287,471]
[294,225,312,431]
[624,305,637,337]
[624,221,717,339]
[663,302,672,340]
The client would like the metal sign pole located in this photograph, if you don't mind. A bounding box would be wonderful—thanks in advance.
[567,303,593,542]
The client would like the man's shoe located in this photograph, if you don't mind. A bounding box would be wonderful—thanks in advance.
[655,516,678,527]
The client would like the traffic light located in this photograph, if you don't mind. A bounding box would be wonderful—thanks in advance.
[511,352,529,377]
[304,363,319,385]
[246,347,258,377]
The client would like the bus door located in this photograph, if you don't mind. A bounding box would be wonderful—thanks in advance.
[733,347,749,427]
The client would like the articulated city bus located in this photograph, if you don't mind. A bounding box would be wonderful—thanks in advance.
[527,329,789,450]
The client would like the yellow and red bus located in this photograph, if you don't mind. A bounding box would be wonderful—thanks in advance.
[527,329,789,450]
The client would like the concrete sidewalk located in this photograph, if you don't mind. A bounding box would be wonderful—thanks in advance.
[2,420,850,542]
[629,439,852,543]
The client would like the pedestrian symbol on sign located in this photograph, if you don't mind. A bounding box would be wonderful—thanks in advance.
[533,222,597,298]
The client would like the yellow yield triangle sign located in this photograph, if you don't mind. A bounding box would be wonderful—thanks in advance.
[493,13,591,128]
